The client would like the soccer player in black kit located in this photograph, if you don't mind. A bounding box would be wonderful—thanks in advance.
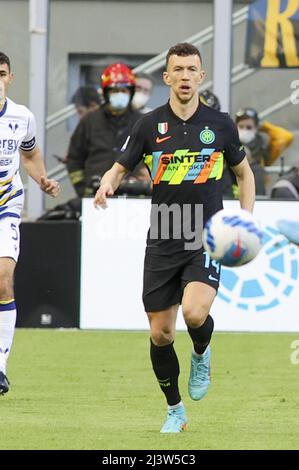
[94,43,255,433]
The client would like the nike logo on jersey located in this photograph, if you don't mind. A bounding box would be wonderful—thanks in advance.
[208,274,218,282]
[156,136,172,144]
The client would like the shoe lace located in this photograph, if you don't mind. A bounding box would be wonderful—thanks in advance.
[191,356,209,383]
[167,407,185,420]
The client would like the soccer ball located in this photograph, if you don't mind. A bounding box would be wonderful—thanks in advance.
[203,209,263,267]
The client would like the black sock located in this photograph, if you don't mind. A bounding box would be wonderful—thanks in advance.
[150,339,181,406]
[187,315,214,355]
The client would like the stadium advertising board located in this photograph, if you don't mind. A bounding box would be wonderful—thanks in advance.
[245,0,299,68]
[81,198,299,332]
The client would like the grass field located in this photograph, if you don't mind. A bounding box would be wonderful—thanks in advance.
[1,329,298,450]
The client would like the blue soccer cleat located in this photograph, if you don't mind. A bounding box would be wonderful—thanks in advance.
[277,220,299,246]
[160,403,187,433]
[0,371,9,395]
[188,345,211,401]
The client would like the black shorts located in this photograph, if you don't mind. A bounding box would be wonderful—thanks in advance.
[142,248,221,312]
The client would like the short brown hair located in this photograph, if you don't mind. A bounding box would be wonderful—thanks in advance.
[166,43,202,68]
[0,52,11,72]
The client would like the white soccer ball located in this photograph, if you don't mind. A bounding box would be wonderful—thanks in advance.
[203,209,263,267]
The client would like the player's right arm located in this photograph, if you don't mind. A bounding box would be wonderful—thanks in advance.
[94,162,128,209]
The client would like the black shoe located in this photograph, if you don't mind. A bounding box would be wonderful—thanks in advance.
[0,371,9,395]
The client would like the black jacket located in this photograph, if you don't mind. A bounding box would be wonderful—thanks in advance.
[66,105,142,197]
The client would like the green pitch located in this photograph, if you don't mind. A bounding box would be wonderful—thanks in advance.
[1,329,298,450]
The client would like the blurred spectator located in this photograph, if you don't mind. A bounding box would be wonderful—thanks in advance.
[235,108,294,195]
[197,97,294,198]
[58,86,103,165]
[259,120,294,165]
[132,72,154,113]
[235,108,269,195]
[199,89,221,111]
[270,166,299,199]
[71,86,102,119]
[66,63,149,197]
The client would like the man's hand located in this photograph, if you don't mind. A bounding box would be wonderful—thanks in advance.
[40,176,60,197]
[94,183,114,209]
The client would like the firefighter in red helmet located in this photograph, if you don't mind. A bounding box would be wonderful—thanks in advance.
[101,63,136,111]
[67,63,143,197]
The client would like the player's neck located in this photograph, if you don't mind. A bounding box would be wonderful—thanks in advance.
[169,94,199,121]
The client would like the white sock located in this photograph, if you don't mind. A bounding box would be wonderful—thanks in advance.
[0,300,17,375]
[168,401,183,410]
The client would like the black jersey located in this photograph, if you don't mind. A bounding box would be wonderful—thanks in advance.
[118,101,246,253]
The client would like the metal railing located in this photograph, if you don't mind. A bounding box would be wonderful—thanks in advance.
[133,6,248,74]
[46,64,256,132]
[42,4,295,187]
[46,6,249,131]
[46,104,75,131]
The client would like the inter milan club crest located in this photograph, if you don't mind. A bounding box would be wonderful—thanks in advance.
[158,122,168,135]
[199,126,215,144]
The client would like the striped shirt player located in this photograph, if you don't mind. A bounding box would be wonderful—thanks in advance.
[0,97,36,259]
[0,52,60,395]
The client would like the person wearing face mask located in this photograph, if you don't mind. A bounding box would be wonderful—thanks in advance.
[223,108,294,198]
[235,108,270,195]
[67,63,144,197]
[132,72,154,114]
[236,108,270,161]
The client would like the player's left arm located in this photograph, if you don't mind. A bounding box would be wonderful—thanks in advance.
[231,157,255,213]
[21,146,60,198]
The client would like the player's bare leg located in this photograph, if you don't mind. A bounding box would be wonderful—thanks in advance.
[147,305,187,432]
[0,257,16,395]
[182,281,216,400]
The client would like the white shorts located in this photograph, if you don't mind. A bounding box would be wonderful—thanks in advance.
[0,216,21,262]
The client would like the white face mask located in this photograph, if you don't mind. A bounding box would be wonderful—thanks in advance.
[238,128,256,144]
[132,91,149,110]
[109,92,130,110]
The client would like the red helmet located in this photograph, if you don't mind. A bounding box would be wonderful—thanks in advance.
[101,63,136,89]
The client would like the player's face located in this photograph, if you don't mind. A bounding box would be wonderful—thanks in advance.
[0,63,13,99]
[163,55,205,103]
